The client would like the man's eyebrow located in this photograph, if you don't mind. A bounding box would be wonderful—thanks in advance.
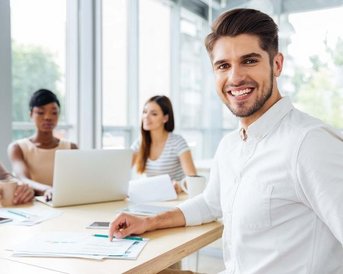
[213,59,227,67]
[240,52,262,60]
[213,52,263,67]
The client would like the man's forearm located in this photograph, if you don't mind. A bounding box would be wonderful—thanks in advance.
[146,208,186,231]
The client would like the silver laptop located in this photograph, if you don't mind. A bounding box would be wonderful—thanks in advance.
[36,149,132,207]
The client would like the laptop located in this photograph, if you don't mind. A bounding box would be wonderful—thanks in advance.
[36,149,132,207]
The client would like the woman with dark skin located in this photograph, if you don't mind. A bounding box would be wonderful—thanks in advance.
[8,89,77,199]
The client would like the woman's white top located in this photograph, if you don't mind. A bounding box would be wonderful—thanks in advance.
[131,133,190,181]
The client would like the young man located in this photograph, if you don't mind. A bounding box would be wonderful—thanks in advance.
[109,9,343,273]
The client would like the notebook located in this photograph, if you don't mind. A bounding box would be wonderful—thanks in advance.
[36,149,132,207]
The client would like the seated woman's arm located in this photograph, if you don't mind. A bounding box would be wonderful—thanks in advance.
[0,162,12,180]
[179,150,196,176]
[0,162,34,204]
[173,150,197,194]
[8,143,51,196]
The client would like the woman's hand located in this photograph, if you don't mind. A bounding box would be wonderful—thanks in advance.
[44,188,53,202]
[173,180,182,194]
[13,183,35,204]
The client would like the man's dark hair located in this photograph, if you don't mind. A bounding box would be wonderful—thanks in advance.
[29,89,60,112]
[205,8,279,60]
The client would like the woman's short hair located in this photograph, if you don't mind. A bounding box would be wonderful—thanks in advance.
[29,89,60,112]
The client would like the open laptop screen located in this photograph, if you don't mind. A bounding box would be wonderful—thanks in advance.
[36,149,132,207]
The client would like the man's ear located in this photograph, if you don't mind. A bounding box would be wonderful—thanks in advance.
[273,52,284,77]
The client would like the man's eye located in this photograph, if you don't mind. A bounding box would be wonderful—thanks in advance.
[245,59,257,64]
[218,63,229,70]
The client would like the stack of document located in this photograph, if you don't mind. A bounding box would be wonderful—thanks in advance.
[0,208,61,226]
[120,204,175,216]
[11,232,148,260]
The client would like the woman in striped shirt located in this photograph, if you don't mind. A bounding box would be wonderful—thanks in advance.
[131,95,196,193]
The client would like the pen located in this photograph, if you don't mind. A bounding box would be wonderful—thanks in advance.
[93,234,143,241]
[7,209,33,219]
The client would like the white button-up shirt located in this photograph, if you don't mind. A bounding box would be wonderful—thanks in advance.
[178,97,343,274]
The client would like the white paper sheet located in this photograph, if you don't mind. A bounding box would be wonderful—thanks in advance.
[119,204,175,216]
[12,232,137,257]
[0,207,61,226]
[128,174,177,203]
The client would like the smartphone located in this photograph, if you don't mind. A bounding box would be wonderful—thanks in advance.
[0,217,13,224]
[86,221,110,229]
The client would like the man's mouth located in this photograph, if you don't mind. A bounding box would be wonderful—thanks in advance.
[227,88,253,97]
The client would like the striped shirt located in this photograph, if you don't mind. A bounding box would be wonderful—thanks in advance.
[131,133,190,181]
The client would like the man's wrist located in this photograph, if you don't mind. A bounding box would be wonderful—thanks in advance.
[145,216,158,231]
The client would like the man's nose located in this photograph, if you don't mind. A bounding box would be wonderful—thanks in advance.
[227,66,244,85]
[44,113,53,120]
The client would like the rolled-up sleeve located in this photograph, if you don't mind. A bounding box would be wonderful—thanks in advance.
[177,144,223,226]
[177,194,216,226]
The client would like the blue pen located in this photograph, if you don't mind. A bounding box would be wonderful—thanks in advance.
[93,234,143,241]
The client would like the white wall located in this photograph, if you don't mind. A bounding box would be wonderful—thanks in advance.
[0,0,12,169]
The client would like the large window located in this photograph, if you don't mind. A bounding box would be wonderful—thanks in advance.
[139,0,171,108]
[286,7,343,128]
[178,8,225,159]
[101,0,128,148]
[10,0,70,140]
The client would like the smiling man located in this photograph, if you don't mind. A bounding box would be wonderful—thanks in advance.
[109,9,343,273]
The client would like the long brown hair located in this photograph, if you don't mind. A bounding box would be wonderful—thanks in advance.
[135,95,175,173]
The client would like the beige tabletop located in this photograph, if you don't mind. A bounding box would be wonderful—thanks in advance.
[0,198,223,274]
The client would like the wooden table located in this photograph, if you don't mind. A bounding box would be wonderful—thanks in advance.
[0,198,223,274]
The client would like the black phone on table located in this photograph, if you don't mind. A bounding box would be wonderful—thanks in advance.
[0,217,12,224]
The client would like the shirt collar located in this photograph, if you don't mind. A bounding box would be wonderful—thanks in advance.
[239,97,294,141]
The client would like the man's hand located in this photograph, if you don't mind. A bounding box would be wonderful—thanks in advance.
[108,213,150,241]
[13,184,34,204]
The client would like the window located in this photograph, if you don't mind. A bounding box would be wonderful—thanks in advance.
[10,0,70,140]
[286,7,343,128]
[139,0,171,108]
[178,8,225,159]
[101,0,128,148]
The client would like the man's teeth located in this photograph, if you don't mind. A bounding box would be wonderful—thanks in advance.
[231,88,251,96]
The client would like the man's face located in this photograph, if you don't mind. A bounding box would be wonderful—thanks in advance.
[211,34,283,123]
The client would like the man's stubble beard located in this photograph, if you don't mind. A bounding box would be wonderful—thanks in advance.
[225,70,274,118]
